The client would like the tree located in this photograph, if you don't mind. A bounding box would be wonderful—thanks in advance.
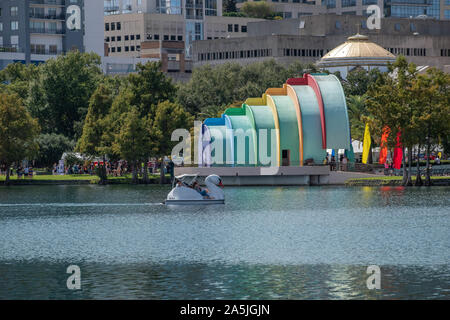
[341,68,381,97]
[0,93,40,185]
[411,68,450,185]
[112,107,152,184]
[76,81,121,184]
[26,51,102,140]
[346,95,368,143]
[223,0,237,13]
[128,61,176,117]
[36,134,75,168]
[241,1,274,19]
[177,60,318,115]
[152,101,194,183]
[0,62,40,100]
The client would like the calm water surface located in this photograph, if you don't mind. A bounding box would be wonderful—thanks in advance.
[0,185,449,299]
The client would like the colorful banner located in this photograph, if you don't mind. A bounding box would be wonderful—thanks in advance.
[393,131,403,170]
[379,126,390,165]
[362,123,371,164]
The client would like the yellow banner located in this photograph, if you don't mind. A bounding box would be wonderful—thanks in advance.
[362,123,371,164]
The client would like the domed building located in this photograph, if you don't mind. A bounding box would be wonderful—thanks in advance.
[316,34,396,79]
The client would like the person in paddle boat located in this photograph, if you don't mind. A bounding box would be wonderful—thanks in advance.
[192,181,211,199]
[165,174,225,204]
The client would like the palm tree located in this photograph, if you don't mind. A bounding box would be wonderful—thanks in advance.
[346,95,367,142]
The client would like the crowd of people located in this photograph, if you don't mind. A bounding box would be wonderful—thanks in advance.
[52,159,175,179]
[323,154,349,171]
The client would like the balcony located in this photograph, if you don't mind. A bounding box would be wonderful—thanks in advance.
[29,13,66,20]
[30,28,64,35]
[29,0,65,6]
[0,46,24,53]
[31,48,63,55]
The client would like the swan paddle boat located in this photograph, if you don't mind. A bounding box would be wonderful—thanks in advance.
[165,174,225,205]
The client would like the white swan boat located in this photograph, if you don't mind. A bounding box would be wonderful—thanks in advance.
[165,174,225,205]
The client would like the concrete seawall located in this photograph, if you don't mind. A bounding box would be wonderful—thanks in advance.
[175,166,331,186]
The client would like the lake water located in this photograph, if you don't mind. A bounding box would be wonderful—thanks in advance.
[0,185,449,299]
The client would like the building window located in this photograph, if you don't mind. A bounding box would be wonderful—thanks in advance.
[154,34,159,40]
[117,22,121,30]
[178,35,183,41]
[342,0,356,7]
[234,24,239,32]
[131,35,135,40]
[11,21,19,31]
[49,45,57,54]
[125,35,129,41]
[136,34,140,40]
[241,25,247,33]
[111,36,115,42]
[131,46,135,51]
[117,36,121,41]
[164,35,169,40]
[105,23,110,31]
[10,6,18,17]
[111,47,115,53]
[111,23,115,31]
[228,24,232,32]
[125,46,129,52]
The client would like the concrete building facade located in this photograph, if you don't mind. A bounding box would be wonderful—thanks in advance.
[193,14,450,72]
[104,12,264,59]
[237,0,450,20]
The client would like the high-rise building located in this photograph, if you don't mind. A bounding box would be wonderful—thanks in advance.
[0,0,105,69]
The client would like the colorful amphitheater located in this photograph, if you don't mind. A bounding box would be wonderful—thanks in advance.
[199,73,351,167]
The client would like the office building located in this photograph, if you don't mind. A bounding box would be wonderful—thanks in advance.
[193,14,450,72]
[236,0,450,20]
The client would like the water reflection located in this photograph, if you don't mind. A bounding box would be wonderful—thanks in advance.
[0,185,449,299]
[0,262,448,299]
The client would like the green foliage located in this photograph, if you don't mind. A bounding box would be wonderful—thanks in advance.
[240,1,274,19]
[223,0,237,13]
[128,61,176,117]
[223,12,246,17]
[76,80,120,157]
[177,60,318,115]
[366,56,450,185]
[26,51,102,140]
[342,68,382,97]
[36,133,75,168]
[0,93,40,183]
[63,152,81,169]
[346,95,368,143]
[0,62,40,99]
[152,100,194,157]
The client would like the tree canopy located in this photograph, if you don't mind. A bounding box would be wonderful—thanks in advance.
[0,93,40,184]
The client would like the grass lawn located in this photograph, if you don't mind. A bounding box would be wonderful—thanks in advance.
[0,173,171,182]
[351,176,449,181]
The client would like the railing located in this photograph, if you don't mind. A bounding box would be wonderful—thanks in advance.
[30,28,64,34]
[31,49,63,55]
[104,6,120,12]
[29,13,66,20]
[0,47,24,53]
[29,0,65,6]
